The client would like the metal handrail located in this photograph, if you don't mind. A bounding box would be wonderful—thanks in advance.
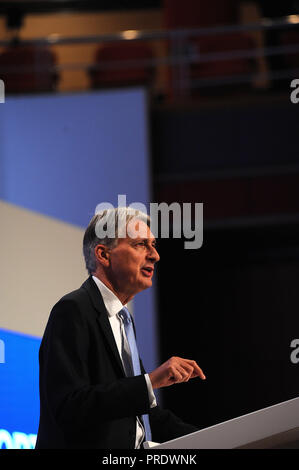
[0,14,298,94]
[0,15,298,47]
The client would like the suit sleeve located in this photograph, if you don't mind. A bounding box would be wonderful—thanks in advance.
[139,360,199,442]
[39,299,150,433]
[149,405,199,443]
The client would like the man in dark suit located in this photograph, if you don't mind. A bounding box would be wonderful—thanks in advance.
[36,208,206,449]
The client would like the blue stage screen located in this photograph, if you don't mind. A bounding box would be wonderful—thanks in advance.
[0,328,41,449]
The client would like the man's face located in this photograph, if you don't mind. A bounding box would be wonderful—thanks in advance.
[107,220,160,300]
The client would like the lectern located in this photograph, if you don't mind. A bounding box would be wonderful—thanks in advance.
[144,397,299,449]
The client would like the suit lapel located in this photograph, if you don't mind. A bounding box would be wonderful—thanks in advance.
[81,277,126,377]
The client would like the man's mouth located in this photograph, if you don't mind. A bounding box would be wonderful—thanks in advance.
[141,266,154,277]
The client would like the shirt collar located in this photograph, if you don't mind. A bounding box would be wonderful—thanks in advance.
[92,275,124,317]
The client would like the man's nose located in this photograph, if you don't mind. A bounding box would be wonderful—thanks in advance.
[148,245,160,263]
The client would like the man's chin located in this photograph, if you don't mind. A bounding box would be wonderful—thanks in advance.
[139,278,153,291]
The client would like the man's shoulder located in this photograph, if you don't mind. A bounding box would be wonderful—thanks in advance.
[58,285,87,305]
[41,278,101,342]
[55,279,89,306]
[49,277,101,322]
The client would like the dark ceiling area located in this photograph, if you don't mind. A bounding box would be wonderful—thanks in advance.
[0,0,161,15]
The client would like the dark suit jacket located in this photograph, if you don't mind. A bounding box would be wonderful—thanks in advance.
[36,276,198,449]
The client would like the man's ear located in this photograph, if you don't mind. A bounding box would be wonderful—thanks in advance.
[94,244,110,267]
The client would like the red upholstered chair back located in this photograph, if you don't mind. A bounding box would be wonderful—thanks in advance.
[279,31,299,68]
[162,0,256,97]
[163,0,239,28]
[0,43,58,93]
[89,41,154,89]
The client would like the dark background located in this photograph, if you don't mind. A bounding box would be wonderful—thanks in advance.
[156,225,299,428]
[151,95,299,427]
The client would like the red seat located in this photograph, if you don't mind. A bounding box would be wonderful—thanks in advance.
[163,0,239,28]
[0,43,58,94]
[89,41,154,89]
[162,0,256,97]
[190,32,255,80]
[279,30,299,68]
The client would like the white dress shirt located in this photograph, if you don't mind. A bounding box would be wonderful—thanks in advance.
[92,276,156,448]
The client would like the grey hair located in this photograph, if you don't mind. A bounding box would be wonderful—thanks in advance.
[83,207,150,275]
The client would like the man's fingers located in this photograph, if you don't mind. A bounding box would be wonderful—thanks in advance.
[149,356,206,390]
[177,362,195,381]
[169,367,183,383]
[182,359,206,380]
[169,363,194,383]
[169,361,201,384]
[176,365,192,382]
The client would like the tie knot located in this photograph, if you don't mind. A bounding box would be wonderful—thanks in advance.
[119,307,131,325]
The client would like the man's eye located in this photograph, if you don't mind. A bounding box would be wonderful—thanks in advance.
[135,241,157,249]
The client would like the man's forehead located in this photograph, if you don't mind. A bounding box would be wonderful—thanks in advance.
[119,219,156,242]
[126,219,153,235]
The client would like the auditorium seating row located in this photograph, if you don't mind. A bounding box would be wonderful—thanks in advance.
[0,0,298,94]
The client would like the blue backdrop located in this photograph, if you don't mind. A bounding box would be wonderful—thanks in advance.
[0,328,40,448]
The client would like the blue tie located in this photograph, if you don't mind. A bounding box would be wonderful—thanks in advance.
[118,306,152,442]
